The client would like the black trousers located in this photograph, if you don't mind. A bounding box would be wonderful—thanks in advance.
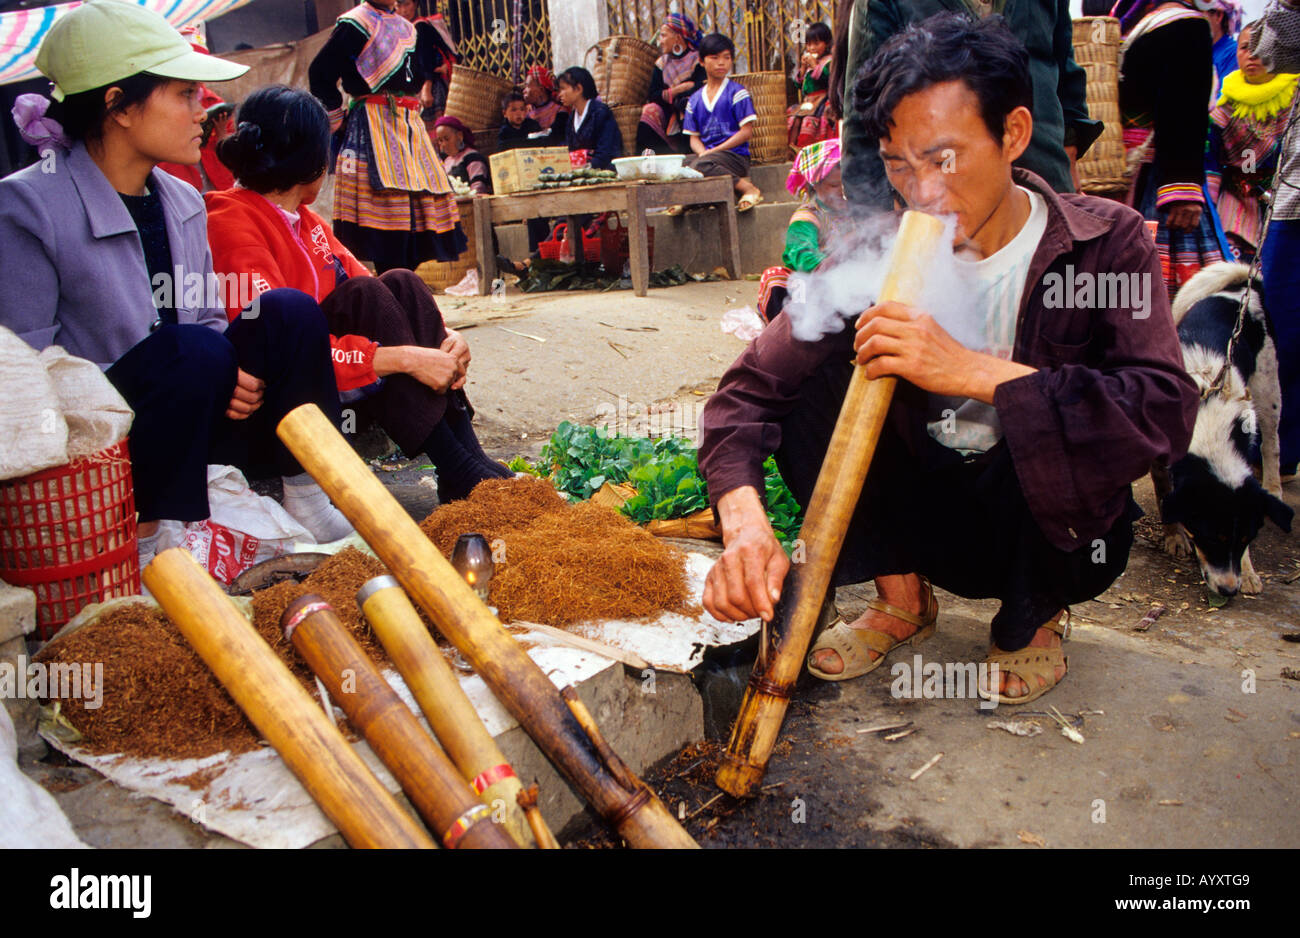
[774,355,1137,650]
[106,289,340,523]
[320,269,473,458]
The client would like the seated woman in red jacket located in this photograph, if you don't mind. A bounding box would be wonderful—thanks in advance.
[205,85,510,502]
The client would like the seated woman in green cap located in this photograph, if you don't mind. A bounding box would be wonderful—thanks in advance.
[0,0,356,568]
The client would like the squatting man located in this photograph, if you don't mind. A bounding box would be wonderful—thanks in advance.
[698,14,1198,704]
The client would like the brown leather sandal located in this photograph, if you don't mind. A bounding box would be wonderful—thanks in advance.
[978,610,1071,706]
[806,577,939,682]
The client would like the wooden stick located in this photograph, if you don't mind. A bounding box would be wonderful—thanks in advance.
[142,550,434,849]
[276,405,698,849]
[357,575,540,848]
[282,595,517,849]
[716,211,949,798]
[517,784,561,849]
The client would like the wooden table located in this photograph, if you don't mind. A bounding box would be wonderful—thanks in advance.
[471,175,742,297]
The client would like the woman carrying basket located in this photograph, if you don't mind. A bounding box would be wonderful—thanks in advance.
[636,13,707,155]
[309,0,466,273]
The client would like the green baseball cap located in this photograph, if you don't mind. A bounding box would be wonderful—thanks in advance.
[35,0,248,101]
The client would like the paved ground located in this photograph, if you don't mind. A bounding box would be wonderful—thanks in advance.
[444,279,1300,849]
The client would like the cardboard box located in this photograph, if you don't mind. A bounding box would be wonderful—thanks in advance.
[490,147,572,195]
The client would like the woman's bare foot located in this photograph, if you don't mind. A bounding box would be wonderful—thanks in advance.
[809,573,928,676]
[989,618,1068,699]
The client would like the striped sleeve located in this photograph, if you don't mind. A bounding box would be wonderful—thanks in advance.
[732,87,758,125]
[1155,182,1205,206]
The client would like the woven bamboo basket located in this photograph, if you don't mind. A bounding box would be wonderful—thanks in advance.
[446,66,512,133]
[732,72,790,164]
[416,196,477,292]
[613,104,643,157]
[472,126,499,158]
[1072,16,1127,194]
[585,35,658,106]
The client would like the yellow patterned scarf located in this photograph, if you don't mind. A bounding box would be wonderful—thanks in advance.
[1218,70,1299,122]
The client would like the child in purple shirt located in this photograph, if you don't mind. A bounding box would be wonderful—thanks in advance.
[671,33,764,214]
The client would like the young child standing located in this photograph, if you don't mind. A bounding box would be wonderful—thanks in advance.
[498,90,543,151]
[1207,20,1298,261]
[787,22,835,151]
[672,33,763,214]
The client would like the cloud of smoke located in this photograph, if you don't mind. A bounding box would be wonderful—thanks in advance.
[783,210,983,352]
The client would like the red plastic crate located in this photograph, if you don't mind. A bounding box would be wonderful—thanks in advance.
[0,439,140,640]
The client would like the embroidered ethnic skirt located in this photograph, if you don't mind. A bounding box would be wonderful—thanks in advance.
[333,95,467,271]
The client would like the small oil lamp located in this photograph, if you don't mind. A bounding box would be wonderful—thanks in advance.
[451,533,494,603]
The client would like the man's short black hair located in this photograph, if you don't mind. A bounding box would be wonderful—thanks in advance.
[217,85,330,192]
[556,66,599,100]
[854,12,1033,145]
[502,90,527,108]
[699,32,735,59]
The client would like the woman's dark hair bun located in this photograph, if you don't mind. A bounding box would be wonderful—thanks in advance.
[217,85,331,192]
[235,121,263,147]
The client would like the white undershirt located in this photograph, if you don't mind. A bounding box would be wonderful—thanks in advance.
[926,186,1048,454]
[571,99,589,133]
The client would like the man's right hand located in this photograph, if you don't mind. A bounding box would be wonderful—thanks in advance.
[703,485,790,622]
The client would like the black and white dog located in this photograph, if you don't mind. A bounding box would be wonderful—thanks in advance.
[1152,262,1293,597]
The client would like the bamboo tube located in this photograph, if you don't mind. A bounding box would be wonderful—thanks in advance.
[716,210,948,798]
[276,406,698,849]
[141,549,434,849]
[356,575,539,848]
[281,595,517,849]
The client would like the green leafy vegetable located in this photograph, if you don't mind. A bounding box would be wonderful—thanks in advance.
[512,423,803,551]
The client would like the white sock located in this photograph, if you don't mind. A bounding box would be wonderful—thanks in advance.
[137,528,160,568]
[281,473,354,543]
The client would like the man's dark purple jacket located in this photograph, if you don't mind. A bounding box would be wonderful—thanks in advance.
[697,169,1199,552]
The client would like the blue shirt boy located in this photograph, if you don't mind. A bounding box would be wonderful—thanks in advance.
[684,79,758,158]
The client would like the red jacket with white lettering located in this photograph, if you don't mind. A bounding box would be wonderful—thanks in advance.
[204,187,379,392]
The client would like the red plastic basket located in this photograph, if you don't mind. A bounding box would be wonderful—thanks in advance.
[537,217,655,272]
[537,222,604,262]
[0,439,140,640]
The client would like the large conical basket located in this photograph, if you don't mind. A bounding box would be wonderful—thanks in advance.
[613,104,643,156]
[446,65,513,133]
[584,35,659,106]
[1072,17,1127,195]
[732,71,790,164]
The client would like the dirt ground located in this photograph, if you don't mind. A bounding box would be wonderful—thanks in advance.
[442,279,1300,849]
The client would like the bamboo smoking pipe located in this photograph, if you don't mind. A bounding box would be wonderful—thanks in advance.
[276,404,698,848]
[142,549,434,848]
[716,210,948,798]
[356,575,541,848]
[282,594,517,848]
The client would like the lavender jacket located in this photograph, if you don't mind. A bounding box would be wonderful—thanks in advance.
[698,170,1199,552]
[0,142,227,369]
